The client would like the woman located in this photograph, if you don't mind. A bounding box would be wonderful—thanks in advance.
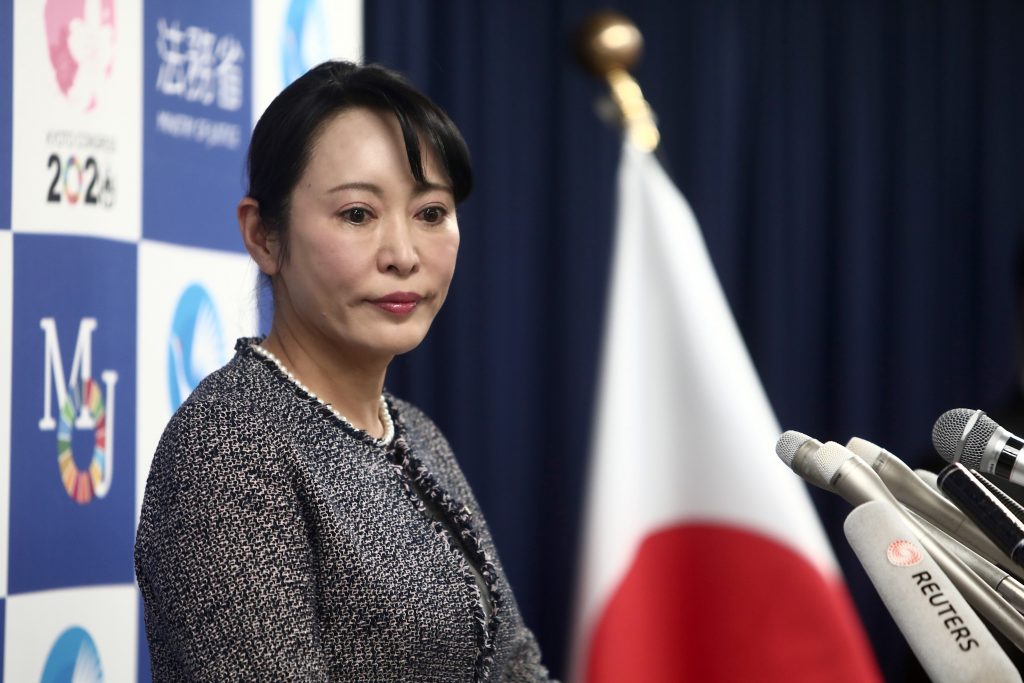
[135,61,554,682]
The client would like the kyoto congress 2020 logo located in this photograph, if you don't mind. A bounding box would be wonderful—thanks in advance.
[38,318,118,504]
[41,0,119,209]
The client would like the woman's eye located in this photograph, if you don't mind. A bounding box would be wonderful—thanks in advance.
[418,206,448,224]
[340,207,370,225]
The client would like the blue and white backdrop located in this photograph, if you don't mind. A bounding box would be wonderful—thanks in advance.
[0,1,361,680]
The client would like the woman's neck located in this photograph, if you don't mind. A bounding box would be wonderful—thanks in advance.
[260,325,390,437]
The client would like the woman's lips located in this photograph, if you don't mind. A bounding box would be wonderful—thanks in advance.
[371,292,421,315]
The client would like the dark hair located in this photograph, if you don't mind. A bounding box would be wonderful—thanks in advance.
[246,61,473,250]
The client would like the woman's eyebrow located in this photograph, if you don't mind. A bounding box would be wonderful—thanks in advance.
[326,181,383,195]
[413,181,454,196]
[326,181,453,196]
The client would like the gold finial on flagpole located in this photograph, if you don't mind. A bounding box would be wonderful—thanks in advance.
[574,11,660,152]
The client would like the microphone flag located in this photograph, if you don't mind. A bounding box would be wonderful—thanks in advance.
[569,141,880,682]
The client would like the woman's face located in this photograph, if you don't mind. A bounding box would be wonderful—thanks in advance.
[272,107,460,362]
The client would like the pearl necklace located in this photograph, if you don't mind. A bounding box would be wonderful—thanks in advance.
[251,343,395,445]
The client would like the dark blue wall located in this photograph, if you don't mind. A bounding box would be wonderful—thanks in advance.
[368,2,1024,680]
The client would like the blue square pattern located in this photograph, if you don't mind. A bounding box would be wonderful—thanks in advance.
[143,0,252,252]
[9,234,136,593]
[0,0,12,230]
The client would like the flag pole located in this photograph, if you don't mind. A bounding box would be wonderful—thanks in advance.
[574,11,660,152]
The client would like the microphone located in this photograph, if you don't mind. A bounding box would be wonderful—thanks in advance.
[775,429,823,482]
[912,511,1024,616]
[916,468,942,492]
[937,463,1024,566]
[845,438,1024,609]
[775,432,918,512]
[844,500,1022,682]
[974,474,1024,525]
[846,437,1018,577]
[776,431,1024,651]
[933,409,1024,485]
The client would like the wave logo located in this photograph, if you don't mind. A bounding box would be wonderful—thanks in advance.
[887,539,923,568]
[167,283,225,410]
[44,0,117,112]
[40,626,104,683]
[39,318,118,504]
[281,0,330,86]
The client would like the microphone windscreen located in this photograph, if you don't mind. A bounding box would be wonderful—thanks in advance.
[933,409,996,469]
[844,500,1021,683]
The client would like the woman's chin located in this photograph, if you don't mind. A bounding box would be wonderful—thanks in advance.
[359,331,431,360]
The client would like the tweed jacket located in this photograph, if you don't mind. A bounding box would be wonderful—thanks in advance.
[135,339,553,682]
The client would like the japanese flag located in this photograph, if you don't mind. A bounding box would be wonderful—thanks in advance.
[570,142,880,682]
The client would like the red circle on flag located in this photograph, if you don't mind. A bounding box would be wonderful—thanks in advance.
[581,524,881,683]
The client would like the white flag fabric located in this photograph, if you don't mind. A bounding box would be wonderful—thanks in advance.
[570,142,880,682]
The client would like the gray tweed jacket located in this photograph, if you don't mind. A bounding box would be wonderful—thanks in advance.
[135,339,554,682]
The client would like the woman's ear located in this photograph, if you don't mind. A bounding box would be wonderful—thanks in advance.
[238,197,281,276]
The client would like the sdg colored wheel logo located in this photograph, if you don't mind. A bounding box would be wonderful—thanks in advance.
[56,378,111,504]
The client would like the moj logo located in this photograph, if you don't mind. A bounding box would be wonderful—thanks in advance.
[40,626,104,683]
[167,283,225,410]
[281,0,329,85]
[38,318,118,504]
[44,0,117,112]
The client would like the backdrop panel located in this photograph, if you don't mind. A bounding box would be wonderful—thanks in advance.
[0,0,10,230]
[252,0,363,122]
[135,239,257,522]
[0,1,363,680]
[10,234,137,594]
[11,0,141,242]
[4,585,137,682]
[0,232,10,602]
[142,0,252,252]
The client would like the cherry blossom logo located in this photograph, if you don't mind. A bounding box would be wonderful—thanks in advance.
[886,539,923,568]
[44,0,117,112]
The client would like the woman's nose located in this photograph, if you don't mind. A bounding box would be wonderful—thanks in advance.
[377,218,420,275]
